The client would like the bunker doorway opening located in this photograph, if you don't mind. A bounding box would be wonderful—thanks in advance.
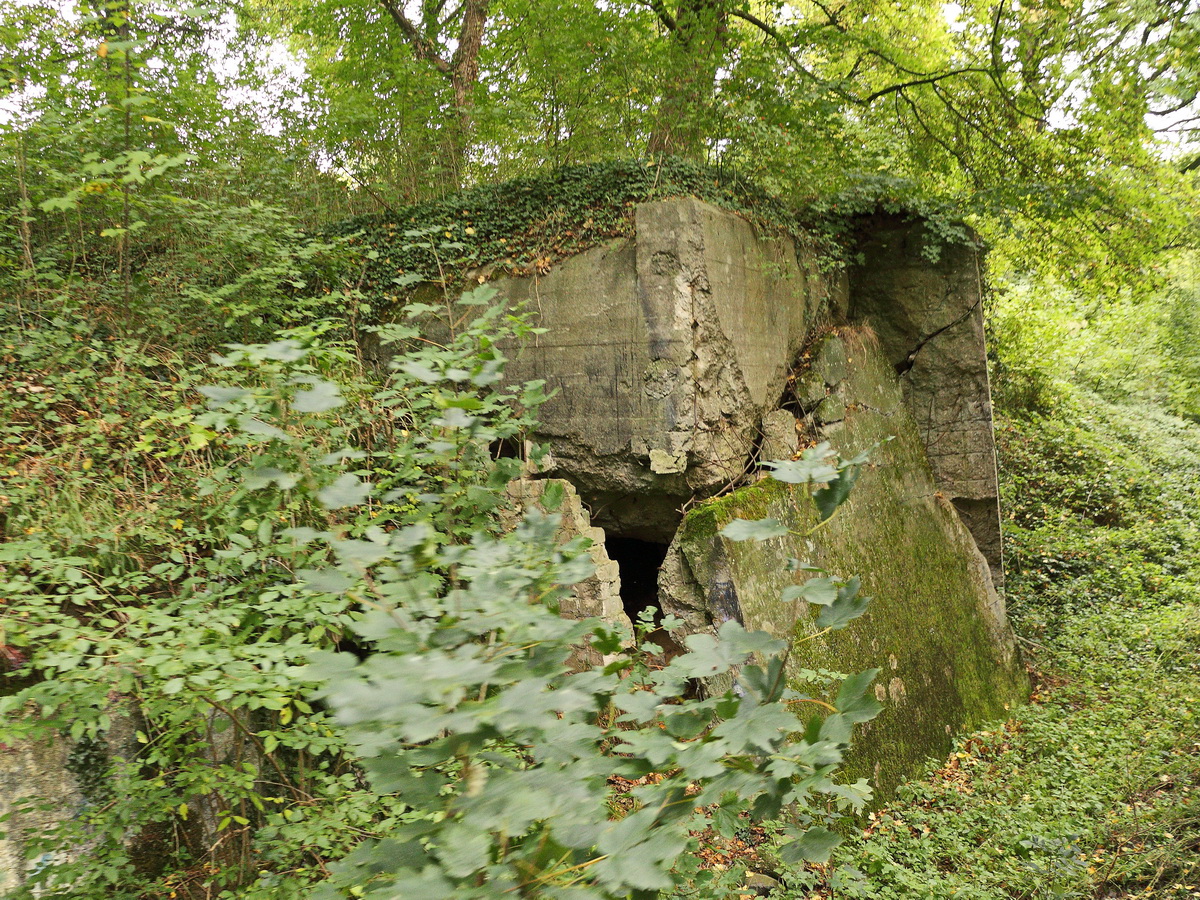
[605,536,670,628]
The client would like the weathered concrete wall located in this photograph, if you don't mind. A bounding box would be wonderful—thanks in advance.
[0,711,142,892]
[0,729,83,892]
[492,201,1004,593]
[849,216,1004,587]
[0,708,251,892]
[498,199,846,542]
[659,329,1024,796]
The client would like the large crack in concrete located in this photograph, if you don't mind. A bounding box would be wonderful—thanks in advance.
[894,296,983,377]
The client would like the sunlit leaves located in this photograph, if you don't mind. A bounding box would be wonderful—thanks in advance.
[720,517,789,541]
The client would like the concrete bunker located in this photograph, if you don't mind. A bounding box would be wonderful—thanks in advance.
[492,195,1025,794]
[0,178,1026,889]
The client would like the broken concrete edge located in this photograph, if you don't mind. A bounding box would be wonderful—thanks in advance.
[489,196,854,546]
[361,196,1007,626]
[496,199,1002,573]
[360,196,1000,558]
[502,478,633,634]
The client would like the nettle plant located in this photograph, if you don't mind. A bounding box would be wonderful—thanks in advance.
[1,284,879,899]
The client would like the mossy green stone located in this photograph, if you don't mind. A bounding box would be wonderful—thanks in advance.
[666,329,1026,797]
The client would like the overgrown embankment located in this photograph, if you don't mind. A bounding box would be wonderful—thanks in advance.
[325,157,948,304]
[774,394,1200,898]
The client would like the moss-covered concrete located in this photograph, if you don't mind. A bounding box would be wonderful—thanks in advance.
[661,329,1026,797]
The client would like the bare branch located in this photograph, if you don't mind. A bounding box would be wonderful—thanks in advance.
[808,0,847,33]
[1150,92,1199,116]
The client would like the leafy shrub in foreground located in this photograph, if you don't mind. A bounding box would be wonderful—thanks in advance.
[1,284,881,898]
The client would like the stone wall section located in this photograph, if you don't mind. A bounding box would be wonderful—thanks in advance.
[849,216,1004,587]
[501,478,630,631]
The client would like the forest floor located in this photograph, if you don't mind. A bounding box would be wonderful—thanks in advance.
[772,395,1200,900]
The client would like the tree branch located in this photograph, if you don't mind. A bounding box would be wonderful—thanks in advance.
[378,0,451,73]
[449,0,489,89]
[726,8,852,98]
[860,67,994,104]
[638,0,677,33]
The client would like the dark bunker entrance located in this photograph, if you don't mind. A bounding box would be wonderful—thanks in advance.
[605,537,670,627]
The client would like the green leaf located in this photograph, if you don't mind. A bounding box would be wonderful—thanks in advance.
[197,385,249,405]
[763,443,839,484]
[720,517,789,541]
[317,474,370,509]
[835,668,883,723]
[540,480,565,512]
[813,465,861,521]
[815,577,871,630]
[782,576,839,605]
[242,465,299,490]
[239,417,292,441]
[781,825,842,864]
[458,285,499,306]
[397,360,441,383]
[258,340,307,362]
[293,380,344,413]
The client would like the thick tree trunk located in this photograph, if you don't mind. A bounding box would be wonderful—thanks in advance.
[646,0,729,159]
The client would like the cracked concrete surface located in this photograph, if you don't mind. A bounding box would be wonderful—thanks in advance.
[499,198,846,542]
[494,202,1004,585]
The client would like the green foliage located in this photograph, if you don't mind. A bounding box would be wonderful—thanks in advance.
[986,253,1200,421]
[0,262,881,898]
[997,394,1200,628]
[0,281,545,896]
[802,597,1200,900]
[4,2,1200,896]
[304,440,879,898]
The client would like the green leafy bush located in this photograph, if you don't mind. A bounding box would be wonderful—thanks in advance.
[1,279,881,898]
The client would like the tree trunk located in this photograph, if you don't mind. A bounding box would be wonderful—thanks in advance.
[378,0,491,188]
[647,0,729,159]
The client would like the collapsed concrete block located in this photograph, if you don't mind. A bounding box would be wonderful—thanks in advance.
[660,329,1023,796]
[364,194,1021,795]
[498,198,846,542]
